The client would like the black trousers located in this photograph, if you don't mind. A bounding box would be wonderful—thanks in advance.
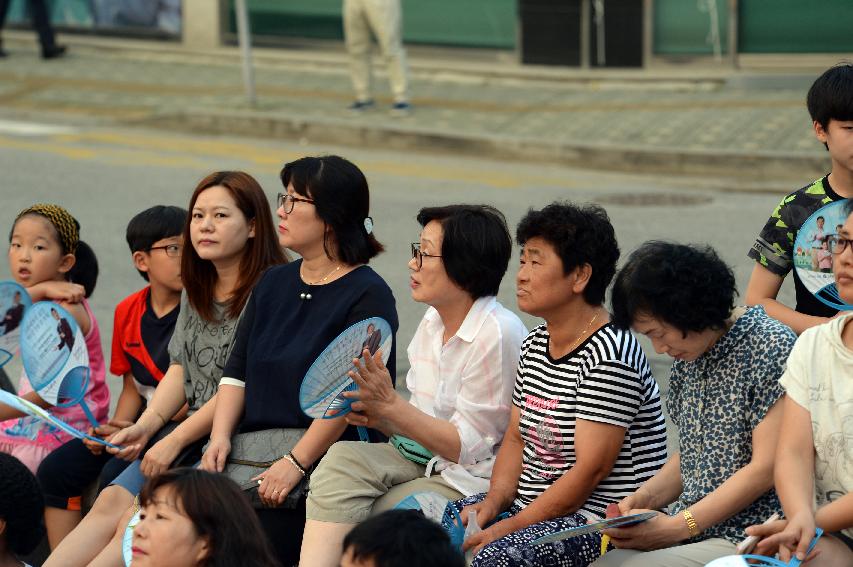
[37,438,133,510]
[0,0,57,49]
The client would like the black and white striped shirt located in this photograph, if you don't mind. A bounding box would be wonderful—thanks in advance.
[511,323,667,519]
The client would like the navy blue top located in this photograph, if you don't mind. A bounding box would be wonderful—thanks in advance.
[223,261,398,442]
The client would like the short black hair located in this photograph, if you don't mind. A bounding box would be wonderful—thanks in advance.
[126,205,188,281]
[516,202,619,305]
[343,510,464,567]
[416,205,511,299]
[281,155,384,264]
[807,64,853,130]
[845,199,853,218]
[611,241,737,334]
[0,453,45,556]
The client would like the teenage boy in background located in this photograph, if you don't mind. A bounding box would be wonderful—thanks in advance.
[746,64,853,334]
[36,205,186,549]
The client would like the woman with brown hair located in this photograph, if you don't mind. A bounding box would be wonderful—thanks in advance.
[132,468,280,567]
[45,171,286,567]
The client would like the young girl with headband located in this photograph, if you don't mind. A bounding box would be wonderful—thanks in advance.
[0,203,108,473]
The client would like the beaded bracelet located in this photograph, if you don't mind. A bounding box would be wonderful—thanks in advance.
[283,453,306,477]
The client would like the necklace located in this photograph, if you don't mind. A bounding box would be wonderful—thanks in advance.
[567,309,600,353]
[299,263,342,300]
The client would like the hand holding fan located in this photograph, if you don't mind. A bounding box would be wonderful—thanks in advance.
[0,389,119,448]
[299,317,393,442]
[20,301,98,427]
[531,511,658,546]
[0,281,32,368]
[706,528,824,567]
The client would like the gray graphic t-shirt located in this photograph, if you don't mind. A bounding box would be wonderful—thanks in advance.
[167,292,238,413]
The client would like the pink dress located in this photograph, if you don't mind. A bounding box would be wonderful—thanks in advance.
[0,299,109,473]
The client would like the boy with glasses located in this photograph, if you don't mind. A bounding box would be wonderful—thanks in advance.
[37,205,186,549]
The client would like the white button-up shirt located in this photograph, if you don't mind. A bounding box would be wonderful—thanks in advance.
[406,295,527,495]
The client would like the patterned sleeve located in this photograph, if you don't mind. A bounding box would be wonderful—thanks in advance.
[575,360,643,428]
[748,329,794,431]
[665,363,683,429]
[747,195,795,277]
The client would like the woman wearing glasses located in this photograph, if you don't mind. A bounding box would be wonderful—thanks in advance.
[200,155,398,565]
[299,204,527,567]
[747,200,853,566]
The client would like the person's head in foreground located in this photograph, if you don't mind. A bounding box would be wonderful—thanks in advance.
[611,241,737,362]
[133,468,279,567]
[341,510,464,567]
[0,453,45,563]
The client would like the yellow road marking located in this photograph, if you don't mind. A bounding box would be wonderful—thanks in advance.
[0,129,584,191]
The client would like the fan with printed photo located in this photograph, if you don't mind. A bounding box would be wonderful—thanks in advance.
[299,317,392,442]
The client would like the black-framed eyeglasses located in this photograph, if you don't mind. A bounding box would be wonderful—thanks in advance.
[148,244,182,258]
[411,242,441,269]
[277,192,315,214]
[827,235,852,255]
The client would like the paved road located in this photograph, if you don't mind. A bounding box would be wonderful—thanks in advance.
[0,120,798,447]
[0,38,831,182]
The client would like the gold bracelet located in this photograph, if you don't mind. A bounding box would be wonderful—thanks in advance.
[682,509,700,538]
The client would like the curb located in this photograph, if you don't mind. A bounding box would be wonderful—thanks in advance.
[145,109,830,189]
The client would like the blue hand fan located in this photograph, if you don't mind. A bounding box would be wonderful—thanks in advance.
[531,511,658,546]
[299,317,393,442]
[395,491,466,549]
[793,199,852,311]
[0,390,119,449]
[122,510,142,566]
[0,281,32,368]
[706,528,824,567]
[20,302,98,427]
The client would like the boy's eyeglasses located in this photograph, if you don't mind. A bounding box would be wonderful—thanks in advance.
[148,244,182,258]
[277,193,315,214]
[827,236,852,255]
[411,242,441,269]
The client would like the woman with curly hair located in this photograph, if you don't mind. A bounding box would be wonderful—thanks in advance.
[447,203,668,567]
[0,452,44,567]
[590,241,797,567]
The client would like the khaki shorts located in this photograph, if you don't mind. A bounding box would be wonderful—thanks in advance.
[306,441,462,523]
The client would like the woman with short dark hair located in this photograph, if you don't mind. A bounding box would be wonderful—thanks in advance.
[201,156,398,565]
[591,241,796,567]
[299,204,527,567]
[449,202,668,567]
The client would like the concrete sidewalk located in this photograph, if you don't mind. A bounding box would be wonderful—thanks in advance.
[0,32,836,188]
